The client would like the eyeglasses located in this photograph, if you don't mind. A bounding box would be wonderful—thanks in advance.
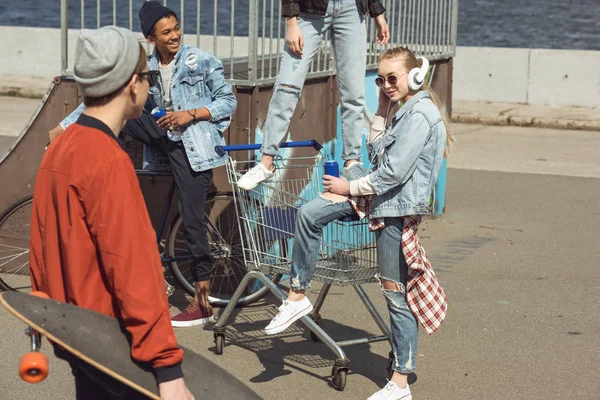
[138,70,160,87]
[375,73,406,88]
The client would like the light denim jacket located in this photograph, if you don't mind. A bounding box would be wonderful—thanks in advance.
[365,91,446,218]
[60,45,237,172]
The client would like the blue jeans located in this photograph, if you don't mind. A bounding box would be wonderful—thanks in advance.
[290,195,356,290]
[261,0,367,161]
[375,217,419,374]
[290,198,419,374]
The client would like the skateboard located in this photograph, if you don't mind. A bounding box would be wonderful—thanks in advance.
[1,291,260,399]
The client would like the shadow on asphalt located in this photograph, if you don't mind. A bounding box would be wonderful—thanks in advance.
[201,295,395,390]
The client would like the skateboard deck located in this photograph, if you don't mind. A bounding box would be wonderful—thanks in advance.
[0,291,260,399]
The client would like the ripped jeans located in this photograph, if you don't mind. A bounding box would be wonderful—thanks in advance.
[375,217,419,374]
[260,0,366,161]
[290,197,419,374]
[290,195,356,289]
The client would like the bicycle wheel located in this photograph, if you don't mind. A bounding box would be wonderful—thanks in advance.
[166,192,280,307]
[0,196,33,292]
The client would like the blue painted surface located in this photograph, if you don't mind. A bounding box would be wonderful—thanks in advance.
[434,158,447,216]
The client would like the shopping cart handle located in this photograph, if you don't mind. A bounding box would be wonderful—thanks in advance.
[280,140,323,150]
[215,140,323,157]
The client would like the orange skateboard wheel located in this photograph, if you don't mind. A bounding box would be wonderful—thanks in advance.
[19,352,49,383]
[30,291,50,299]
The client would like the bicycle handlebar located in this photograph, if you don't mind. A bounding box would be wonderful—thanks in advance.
[215,140,323,157]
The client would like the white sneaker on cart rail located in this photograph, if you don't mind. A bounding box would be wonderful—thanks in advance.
[237,164,275,190]
[264,297,313,335]
[367,381,412,400]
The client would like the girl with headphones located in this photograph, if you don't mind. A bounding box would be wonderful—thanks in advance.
[264,47,452,400]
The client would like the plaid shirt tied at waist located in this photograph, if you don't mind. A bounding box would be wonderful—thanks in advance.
[349,196,447,335]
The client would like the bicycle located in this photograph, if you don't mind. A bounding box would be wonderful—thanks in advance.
[0,169,280,307]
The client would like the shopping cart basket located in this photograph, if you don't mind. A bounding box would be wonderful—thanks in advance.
[212,141,393,391]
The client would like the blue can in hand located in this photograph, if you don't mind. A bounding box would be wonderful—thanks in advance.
[324,160,339,178]
[151,107,166,121]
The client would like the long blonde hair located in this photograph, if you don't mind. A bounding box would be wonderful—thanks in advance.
[380,47,454,158]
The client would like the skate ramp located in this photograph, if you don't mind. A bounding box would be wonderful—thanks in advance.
[0,77,80,211]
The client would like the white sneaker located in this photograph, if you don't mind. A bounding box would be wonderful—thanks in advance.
[264,297,313,335]
[237,164,275,190]
[367,381,412,400]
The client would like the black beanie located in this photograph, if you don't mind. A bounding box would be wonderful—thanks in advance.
[139,1,176,37]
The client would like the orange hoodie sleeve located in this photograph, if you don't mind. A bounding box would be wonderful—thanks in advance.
[80,154,184,381]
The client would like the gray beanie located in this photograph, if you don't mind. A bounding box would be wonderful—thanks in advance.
[73,26,141,98]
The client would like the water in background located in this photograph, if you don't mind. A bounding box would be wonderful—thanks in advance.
[0,0,598,50]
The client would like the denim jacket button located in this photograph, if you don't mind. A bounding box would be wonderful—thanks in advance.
[190,147,194,152]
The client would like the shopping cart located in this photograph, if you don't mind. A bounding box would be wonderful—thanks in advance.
[212,141,393,391]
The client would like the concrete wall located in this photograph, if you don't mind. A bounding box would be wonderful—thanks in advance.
[3,26,600,107]
[1,26,260,79]
[453,46,600,107]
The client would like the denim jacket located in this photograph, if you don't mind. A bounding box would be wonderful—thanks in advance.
[60,45,237,172]
[366,91,446,218]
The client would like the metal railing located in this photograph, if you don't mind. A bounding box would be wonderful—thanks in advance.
[60,0,457,86]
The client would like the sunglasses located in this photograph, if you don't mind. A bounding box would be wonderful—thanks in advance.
[138,70,160,87]
[375,73,406,88]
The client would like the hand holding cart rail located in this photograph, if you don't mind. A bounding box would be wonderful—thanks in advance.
[212,140,395,391]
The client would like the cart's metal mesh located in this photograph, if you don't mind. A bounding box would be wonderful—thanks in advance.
[225,153,377,286]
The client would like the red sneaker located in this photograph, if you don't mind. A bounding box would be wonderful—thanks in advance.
[171,303,215,327]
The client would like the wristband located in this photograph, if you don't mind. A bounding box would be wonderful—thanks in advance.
[187,109,197,120]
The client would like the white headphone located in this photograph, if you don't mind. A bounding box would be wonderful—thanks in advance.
[407,56,430,91]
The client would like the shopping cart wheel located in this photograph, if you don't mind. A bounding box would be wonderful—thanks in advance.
[309,313,324,342]
[386,351,394,379]
[386,352,418,384]
[408,372,418,385]
[214,332,225,355]
[331,360,349,391]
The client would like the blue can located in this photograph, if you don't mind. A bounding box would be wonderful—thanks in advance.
[151,106,167,121]
[324,160,339,177]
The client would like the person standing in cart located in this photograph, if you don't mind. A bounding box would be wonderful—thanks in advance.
[264,47,452,400]
[47,1,237,327]
[236,0,390,190]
